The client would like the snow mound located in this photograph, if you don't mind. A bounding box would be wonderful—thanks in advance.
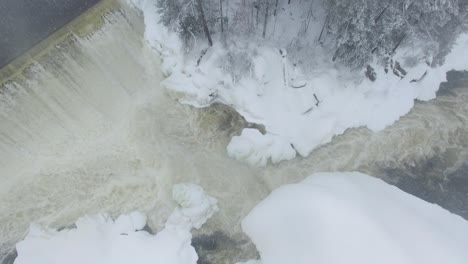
[14,184,218,264]
[167,183,219,230]
[242,172,468,264]
[227,129,296,166]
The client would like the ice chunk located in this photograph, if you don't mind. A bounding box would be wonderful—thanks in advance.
[227,129,296,167]
[167,183,219,230]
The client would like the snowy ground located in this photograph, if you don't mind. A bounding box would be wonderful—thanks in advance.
[242,172,468,264]
[129,0,468,166]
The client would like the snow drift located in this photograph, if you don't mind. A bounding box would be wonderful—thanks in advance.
[242,172,468,264]
[13,183,218,264]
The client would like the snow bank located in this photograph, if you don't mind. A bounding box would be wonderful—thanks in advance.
[129,0,468,166]
[14,183,218,264]
[242,172,468,264]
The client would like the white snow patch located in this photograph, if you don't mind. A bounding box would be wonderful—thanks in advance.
[242,172,468,264]
[168,183,219,230]
[227,129,296,167]
[14,184,218,264]
[129,0,468,166]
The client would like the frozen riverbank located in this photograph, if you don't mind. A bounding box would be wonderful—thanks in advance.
[130,0,468,166]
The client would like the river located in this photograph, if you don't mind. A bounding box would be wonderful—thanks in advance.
[1,1,467,263]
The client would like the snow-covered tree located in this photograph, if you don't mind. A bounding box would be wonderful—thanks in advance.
[324,0,463,67]
[325,0,383,67]
[157,0,219,47]
[155,0,466,69]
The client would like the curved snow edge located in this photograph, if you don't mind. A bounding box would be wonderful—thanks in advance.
[241,172,468,264]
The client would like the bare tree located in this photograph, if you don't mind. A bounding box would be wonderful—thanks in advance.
[317,14,328,44]
[273,0,279,16]
[255,2,260,29]
[196,0,213,46]
[262,0,270,38]
[303,1,315,34]
[219,0,224,34]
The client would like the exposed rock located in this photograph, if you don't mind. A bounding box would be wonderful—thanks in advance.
[192,231,258,264]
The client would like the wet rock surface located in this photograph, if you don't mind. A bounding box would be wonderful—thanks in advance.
[192,231,258,264]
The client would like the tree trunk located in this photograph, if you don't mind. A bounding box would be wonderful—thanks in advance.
[262,1,270,38]
[255,3,260,29]
[318,15,328,44]
[219,0,224,33]
[250,4,254,32]
[273,0,279,16]
[196,0,213,46]
[391,34,406,54]
[375,5,389,23]
[225,0,228,31]
[304,1,315,34]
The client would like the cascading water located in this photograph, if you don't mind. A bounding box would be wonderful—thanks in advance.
[1,1,467,263]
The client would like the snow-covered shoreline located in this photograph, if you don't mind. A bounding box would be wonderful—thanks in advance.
[13,184,218,264]
[129,0,468,166]
[242,172,468,264]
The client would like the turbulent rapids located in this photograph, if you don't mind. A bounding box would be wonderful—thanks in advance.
[1,1,468,263]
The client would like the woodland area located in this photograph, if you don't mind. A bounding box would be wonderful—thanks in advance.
[156,0,468,68]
